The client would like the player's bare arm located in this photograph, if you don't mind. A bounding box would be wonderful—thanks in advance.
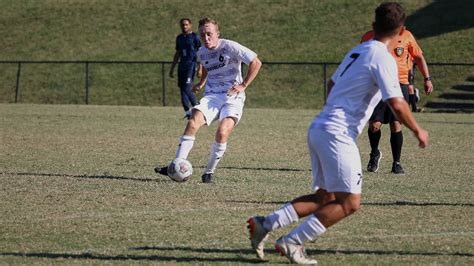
[414,54,433,95]
[227,57,262,96]
[196,63,203,79]
[387,97,429,148]
[192,66,207,93]
[169,50,180,78]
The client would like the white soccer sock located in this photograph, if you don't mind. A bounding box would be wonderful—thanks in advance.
[204,142,227,174]
[175,135,195,159]
[285,214,326,245]
[263,203,299,232]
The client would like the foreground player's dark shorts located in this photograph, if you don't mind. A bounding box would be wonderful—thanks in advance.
[370,84,409,124]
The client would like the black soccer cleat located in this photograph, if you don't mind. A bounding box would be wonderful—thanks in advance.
[201,173,213,183]
[367,151,382,172]
[154,166,169,177]
[391,161,405,175]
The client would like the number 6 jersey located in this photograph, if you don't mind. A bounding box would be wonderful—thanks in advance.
[197,39,257,95]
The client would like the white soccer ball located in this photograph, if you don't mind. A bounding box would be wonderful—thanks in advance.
[167,158,193,182]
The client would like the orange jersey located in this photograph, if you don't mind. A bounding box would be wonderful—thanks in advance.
[360,29,423,84]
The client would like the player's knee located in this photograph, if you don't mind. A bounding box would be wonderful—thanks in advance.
[186,116,204,133]
[390,122,401,132]
[343,200,361,216]
[369,122,381,132]
[215,128,231,142]
[338,195,361,216]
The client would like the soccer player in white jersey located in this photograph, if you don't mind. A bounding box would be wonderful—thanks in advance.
[155,17,262,183]
[247,3,428,264]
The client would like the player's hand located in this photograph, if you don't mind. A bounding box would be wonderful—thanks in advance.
[227,83,246,97]
[169,71,174,78]
[192,84,202,93]
[415,128,429,148]
[424,80,433,96]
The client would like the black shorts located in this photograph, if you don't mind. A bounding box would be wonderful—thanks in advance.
[369,84,409,124]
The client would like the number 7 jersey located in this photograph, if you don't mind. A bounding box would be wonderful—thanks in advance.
[311,40,403,141]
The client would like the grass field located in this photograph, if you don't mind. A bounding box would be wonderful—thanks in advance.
[1,104,473,265]
[1,0,473,108]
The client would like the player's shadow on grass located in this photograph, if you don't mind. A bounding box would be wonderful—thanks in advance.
[219,166,310,172]
[130,246,473,257]
[0,172,167,183]
[0,251,264,263]
[1,247,471,263]
[225,200,474,207]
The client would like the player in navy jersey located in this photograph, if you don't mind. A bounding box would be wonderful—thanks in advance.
[156,17,262,183]
[169,18,201,119]
[247,3,428,264]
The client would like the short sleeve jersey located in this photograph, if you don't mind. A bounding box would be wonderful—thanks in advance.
[197,39,257,94]
[311,40,403,140]
[361,30,423,84]
[176,32,201,65]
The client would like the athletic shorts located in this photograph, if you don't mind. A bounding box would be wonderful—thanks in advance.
[307,127,363,194]
[193,92,246,126]
[370,84,409,124]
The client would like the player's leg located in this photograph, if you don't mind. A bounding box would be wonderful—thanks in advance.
[202,96,245,182]
[201,117,235,183]
[154,110,206,176]
[367,100,385,172]
[183,67,198,118]
[154,95,220,177]
[247,131,331,260]
[408,84,418,112]
[389,121,404,174]
[177,68,190,114]
[367,120,383,172]
[275,131,362,264]
[389,84,409,174]
[175,110,206,158]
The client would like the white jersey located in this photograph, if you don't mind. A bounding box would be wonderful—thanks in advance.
[197,39,257,94]
[311,40,403,140]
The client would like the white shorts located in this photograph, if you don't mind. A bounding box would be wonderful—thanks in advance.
[307,127,363,194]
[193,92,246,125]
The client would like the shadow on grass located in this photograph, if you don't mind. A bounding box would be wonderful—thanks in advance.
[225,200,474,207]
[406,0,474,39]
[0,172,167,183]
[0,251,264,263]
[219,166,309,172]
[1,246,471,263]
[422,120,474,125]
[130,246,473,257]
[117,163,311,172]
[452,84,474,92]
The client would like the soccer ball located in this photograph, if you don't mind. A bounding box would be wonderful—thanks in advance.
[167,158,193,182]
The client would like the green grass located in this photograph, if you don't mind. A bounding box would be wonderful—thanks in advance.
[1,104,473,265]
[0,0,473,108]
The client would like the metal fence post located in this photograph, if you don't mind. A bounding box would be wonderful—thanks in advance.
[323,63,327,104]
[15,62,22,103]
[162,62,166,106]
[85,61,89,104]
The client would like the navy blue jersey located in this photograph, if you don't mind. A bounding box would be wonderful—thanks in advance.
[176,32,201,65]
